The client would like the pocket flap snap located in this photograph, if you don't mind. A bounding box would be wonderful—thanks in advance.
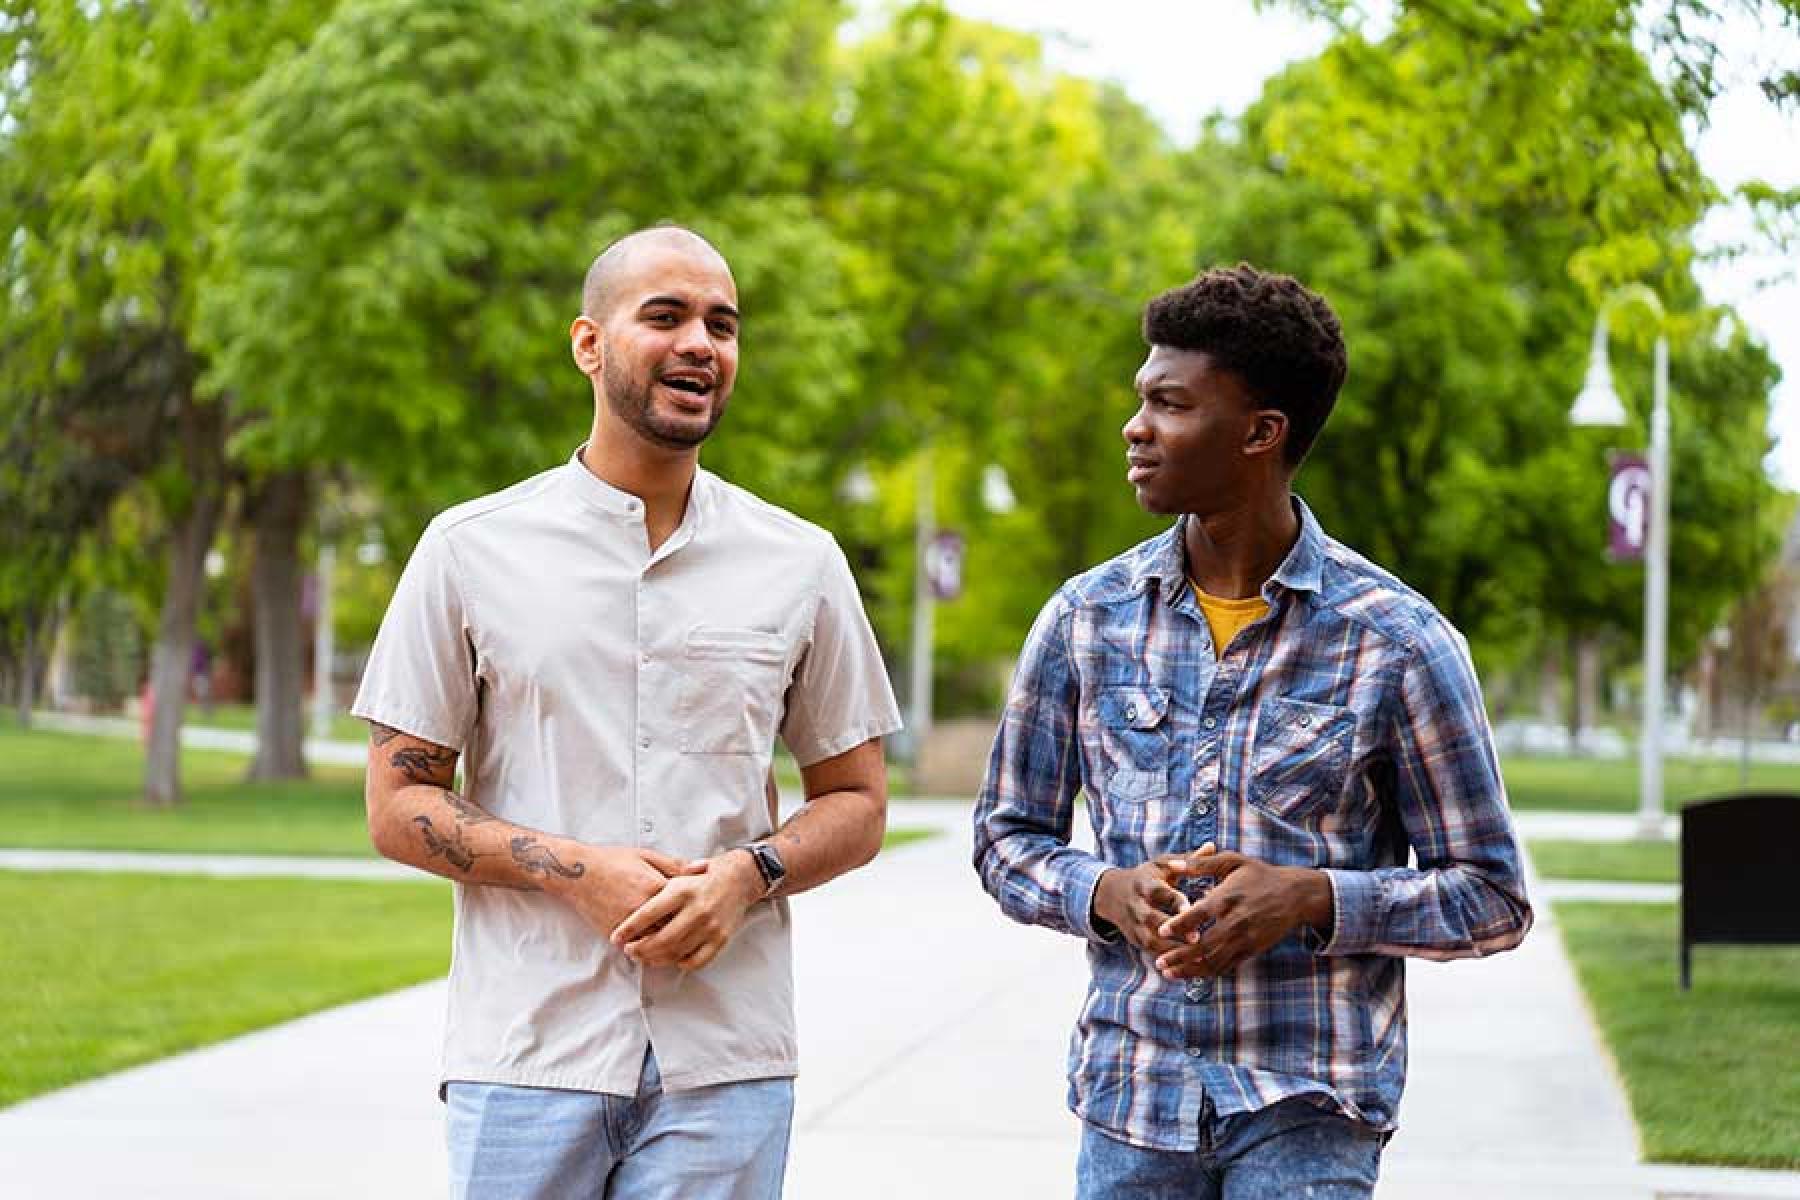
[1260,696,1353,738]
[1098,685,1170,730]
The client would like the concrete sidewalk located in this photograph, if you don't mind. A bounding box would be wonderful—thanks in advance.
[2,806,1795,1198]
[1513,809,1681,843]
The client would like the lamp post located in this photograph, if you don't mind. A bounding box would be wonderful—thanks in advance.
[840,456,1015,771]
[907,458,1014,762]
[910,451,936,756]
[311,540,336,741]
[1569,286,1670,840]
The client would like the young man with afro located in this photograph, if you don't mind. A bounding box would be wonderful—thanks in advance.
[973,264,1532,1197]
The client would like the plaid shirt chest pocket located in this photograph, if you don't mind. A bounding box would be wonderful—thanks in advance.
[1250,696,1356,822]
[1092,683,1173,801]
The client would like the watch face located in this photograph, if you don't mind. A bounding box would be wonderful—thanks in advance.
[754,842,786,886]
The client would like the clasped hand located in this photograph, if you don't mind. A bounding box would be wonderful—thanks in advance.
[1093,843,1328,981]
[604,847,764,973]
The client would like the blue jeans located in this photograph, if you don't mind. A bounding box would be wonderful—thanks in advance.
[1076,1096,1385,1199]
[445,1049,794,1200]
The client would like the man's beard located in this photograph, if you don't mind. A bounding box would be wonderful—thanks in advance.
[603,356,724,450]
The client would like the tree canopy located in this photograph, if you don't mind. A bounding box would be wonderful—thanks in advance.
[4,0,1791,734]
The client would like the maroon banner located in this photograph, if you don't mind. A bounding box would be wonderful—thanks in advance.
[925,530,965,601]
[1607,451,1650,562]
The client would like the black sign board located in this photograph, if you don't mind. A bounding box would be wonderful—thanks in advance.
[1680,792,1800,990]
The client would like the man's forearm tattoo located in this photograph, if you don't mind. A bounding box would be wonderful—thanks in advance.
[414,815,480,873]
[444,789,495,826]
[369,723,402,746]
[391,743,456,785]
[510,835,585,880]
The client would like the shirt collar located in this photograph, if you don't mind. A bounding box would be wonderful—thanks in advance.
[1137,495,1327,605]
[560,444,713,531]
[1268,496,1326,597]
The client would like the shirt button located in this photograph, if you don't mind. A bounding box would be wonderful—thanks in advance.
[1298,716,1313,728]
[639,736,650,749]
[1202,716,1218,730]
[640,818,654,834]
[1125,705,1138,721]
[640,651,652,665]
[1192,799,1212,817]
[1187,982,1212,1001]
[1185,1046,1203,1058]
[624,500,641,514]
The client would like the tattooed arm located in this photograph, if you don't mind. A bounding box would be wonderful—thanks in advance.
[363,722,698,936]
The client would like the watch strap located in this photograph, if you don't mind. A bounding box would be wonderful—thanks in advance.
[737,840,785,897]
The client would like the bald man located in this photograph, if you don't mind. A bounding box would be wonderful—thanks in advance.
[353,226,902,1199]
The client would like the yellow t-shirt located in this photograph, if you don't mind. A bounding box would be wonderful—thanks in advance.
[1190,581,1270,657]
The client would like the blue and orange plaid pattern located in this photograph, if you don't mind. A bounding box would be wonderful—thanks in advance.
[973,499,1531,1151]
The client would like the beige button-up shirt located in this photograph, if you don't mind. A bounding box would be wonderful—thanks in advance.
[351,452,902,1095]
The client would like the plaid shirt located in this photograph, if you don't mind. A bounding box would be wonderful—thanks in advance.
[973,499,1531,1150]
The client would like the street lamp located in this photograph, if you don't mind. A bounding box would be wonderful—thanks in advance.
[1569,285,1670,840]
[842,454,1015,773]
[911,457,1014,761]
[311,539,336,740]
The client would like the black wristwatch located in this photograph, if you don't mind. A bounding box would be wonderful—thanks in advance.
[737,840,787,898]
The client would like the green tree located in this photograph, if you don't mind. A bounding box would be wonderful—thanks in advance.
[819,6,1190,682]
[200,0,870,771]
[203,0,867,551]
[0,0,339,801]
[1278,0,1800,121]
[68,587,145,712]
[934,82,1205,690]
[1210,12,1785,680]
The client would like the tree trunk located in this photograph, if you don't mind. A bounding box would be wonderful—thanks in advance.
[1693,640,1718,739]
[1739,680,1756,787]
[144,387,227,810]
[1572,633,1602,746]
[144,488,223,808]
[15,606,36,729]
[247,467,311,780]
[1537,640,1563,727]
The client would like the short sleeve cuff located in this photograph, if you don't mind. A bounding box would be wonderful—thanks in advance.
[1061,855,1121,946]
[786,716,904,770]
[1320,868,1386,956]
[347,699,469,753]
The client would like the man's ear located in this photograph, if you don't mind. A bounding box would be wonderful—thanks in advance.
[1245,408,1288,460]
[570,314,603,375]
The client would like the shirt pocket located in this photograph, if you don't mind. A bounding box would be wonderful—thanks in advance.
[678,627,789,755]
[1094,683,1172,801]
[1250,696,1355,823]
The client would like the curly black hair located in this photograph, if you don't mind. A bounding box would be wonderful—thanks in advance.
[1142,264,1348,467]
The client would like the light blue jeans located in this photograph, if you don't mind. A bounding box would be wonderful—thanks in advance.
[445,1049,794,1200]
[1076,1095,1385,1199]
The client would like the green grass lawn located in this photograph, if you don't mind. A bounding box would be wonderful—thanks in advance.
[1527,839,1678,883]
[192,702,369,744]
[1556,902,1800,1168]
[0,725,375,856]
[2,827,935,1110]
[0,870,451,1109]
[0,724,940,1111]
[1502,752,1800,812]
[1,725,937,857]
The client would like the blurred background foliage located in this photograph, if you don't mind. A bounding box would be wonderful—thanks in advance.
[1,0,1794,797]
